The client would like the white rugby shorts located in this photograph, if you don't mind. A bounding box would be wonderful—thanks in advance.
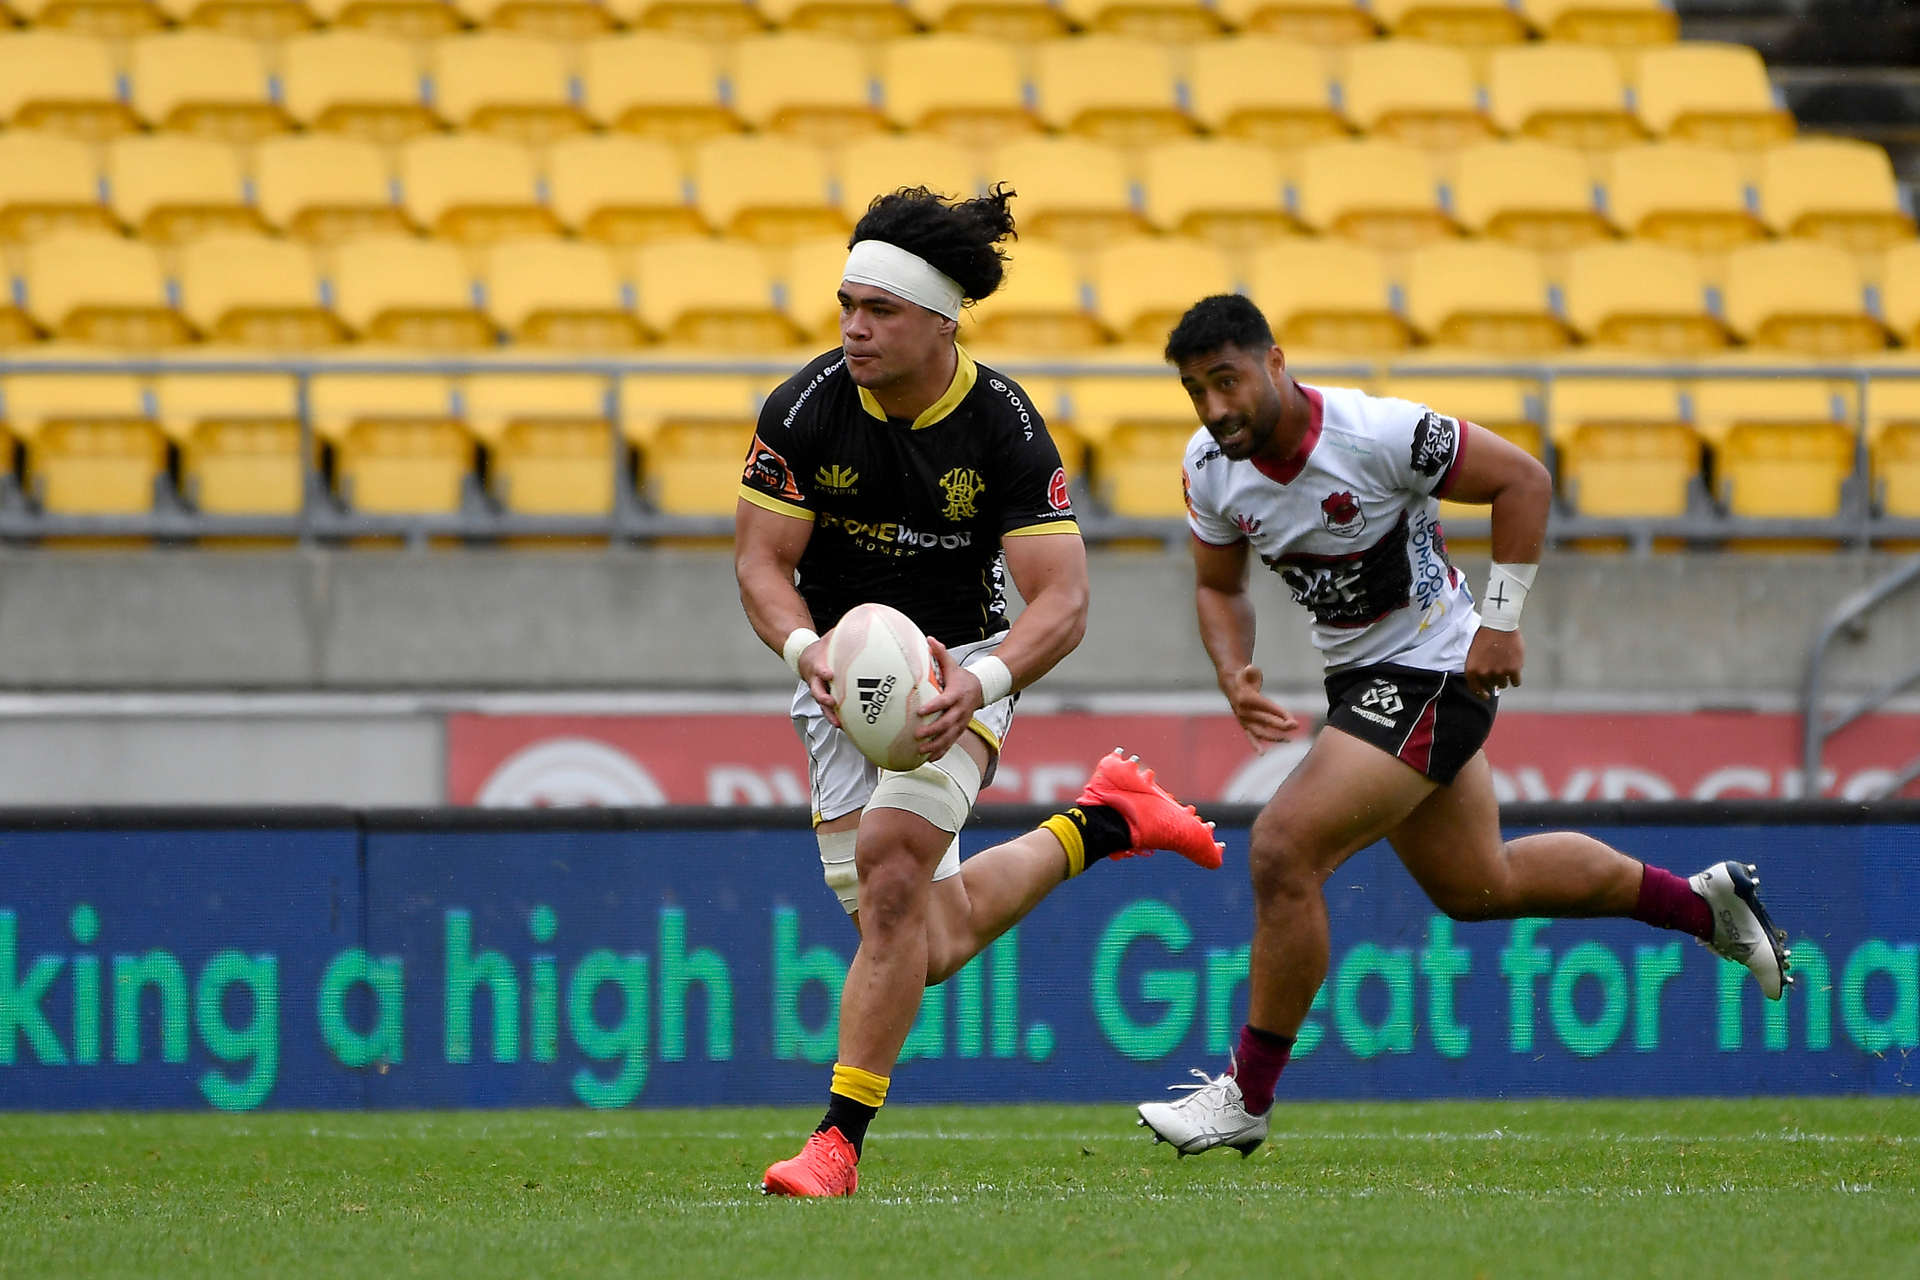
[791,632,1015,825]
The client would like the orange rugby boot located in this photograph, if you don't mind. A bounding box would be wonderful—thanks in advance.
[761,1126,859,1197]
[1075,749,1224,869]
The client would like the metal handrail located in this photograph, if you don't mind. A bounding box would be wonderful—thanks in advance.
[1802,552,1920,798]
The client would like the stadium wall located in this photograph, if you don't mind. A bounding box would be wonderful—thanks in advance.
[2,805,1916,1112]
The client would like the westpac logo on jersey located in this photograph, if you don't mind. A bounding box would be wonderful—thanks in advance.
[1320,490,1365,538]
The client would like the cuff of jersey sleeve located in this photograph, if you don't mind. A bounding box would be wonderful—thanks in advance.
[1188,522,1241,547]
[1003,519,1081,537]
[1434,422,1472,500]
[738,485,814,521]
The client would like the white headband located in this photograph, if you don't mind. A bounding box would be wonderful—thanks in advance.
[842,240,965,321]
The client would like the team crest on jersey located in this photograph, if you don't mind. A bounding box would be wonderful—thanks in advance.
[814,463,858,494]
[1320,490,1365,538]
[1411,411,1459,479]
[939,467,985,521]
[1047,467,1071,511]
[744,434,804,501]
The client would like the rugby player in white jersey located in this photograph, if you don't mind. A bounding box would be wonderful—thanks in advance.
[735,187,1224,1196]
[1135,295,1794,1156]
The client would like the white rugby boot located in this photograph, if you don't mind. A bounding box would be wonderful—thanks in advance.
[1689,860,1793,1001]
[1136,1067,1269,1158]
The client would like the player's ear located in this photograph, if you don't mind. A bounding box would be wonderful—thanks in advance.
[1266,343,1287,384]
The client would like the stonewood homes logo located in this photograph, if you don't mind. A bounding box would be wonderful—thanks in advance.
[857,674,897,725]
[814,464,859,495]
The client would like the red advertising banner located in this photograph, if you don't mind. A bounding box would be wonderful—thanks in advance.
[446,709,1920,807]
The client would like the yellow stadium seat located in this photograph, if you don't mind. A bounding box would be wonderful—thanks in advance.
[1404,241,1568,353]
[1452,141,1612,251]
[401,134,561,244]
[177,234,343,348]
[129,31,290,143]
[630,372,773,516]
[308,369,457,444]
[456,0,614,38]
[22,402,169,519]
[308,0,462,37]
[1520,0,1676,46]
[12,0,164,37]
[0,134,116,244]
[1061,0,1224,41]
[175,0,329,39]
[779,235,855,342]
[1143,140,1293,249]
[485,239,645,349]
[433,32,589,145]
[1866,379,1920,516]
[732,33,886,147]
[962,241,1103,353]
[1551,379,1699,519]
[1034,35,1193,147]
[0,301,34,350]
[1188,37,1346,150]
[1212,0,1375,43]
[620,372,766,448]
[993,137,1146,249]
[23,233,191,347]
[907,0,1068,42]
[1487,43,1642,149]
[310,368,474,517]
[107,135,264,244]
[839,134,979,224]
[634,237,796,349]
[603,0,765,40]
[758,0,914,38]
[1381,374,1542,457]
[1884,243,1920,349]
[1564,241,1725,354]
[880,34,1037,149]
[1760,139,1915,251]
[1295,140,1454,250]
[549,134,704,245]
[255,135,410,244]
[1693,378,1856,522]
[582,33,737,144]
[282,31,440,144]
[331,237,495,348]
[1606,143,1764,252]
[1070,373,1199,517]
[1368,0,1525,45]
[695,135,844,244]
[466,374,617,515]
[1092,239,1233,348]
[0,31,140,141]
[1723,241,1886,356]
[1635,43,1794,151]
[1250,239,1409,352]
[1341,41,1496,149]
[156,373,304,516]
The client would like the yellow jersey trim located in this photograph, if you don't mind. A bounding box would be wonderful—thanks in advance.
[967,717,1003,754]
[855,346,978,430]
[738,484,815,522]
[1003,519,1082,538]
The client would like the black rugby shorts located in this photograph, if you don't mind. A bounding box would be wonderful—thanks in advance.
[1323,661,1496,786]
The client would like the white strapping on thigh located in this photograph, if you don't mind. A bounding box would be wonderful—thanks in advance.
[817,827,860,914]
[865,745,982,834]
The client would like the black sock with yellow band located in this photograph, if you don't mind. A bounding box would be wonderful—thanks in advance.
[818,1062,888,1157]
[1039,804,1133,878]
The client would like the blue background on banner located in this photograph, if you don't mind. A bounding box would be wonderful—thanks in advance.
[2,821,1916,1109]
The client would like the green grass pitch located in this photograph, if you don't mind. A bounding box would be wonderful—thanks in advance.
[2,1100,1915,1279]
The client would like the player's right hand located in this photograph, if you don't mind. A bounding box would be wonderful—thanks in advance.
[798,634,841,729]
[1225,664,1299,751]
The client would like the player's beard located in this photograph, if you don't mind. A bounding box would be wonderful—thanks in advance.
[1208,380,1283,461]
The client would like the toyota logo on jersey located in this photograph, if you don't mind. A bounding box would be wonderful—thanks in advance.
[1320,490,1365,538]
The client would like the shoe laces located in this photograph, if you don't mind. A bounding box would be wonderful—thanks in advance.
[1165,1066,1235,1106]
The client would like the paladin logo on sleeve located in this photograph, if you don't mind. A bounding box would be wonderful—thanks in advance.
[814,464,859,494]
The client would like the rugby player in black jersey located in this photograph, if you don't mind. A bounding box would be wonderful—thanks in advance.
[735,187,1223,1197]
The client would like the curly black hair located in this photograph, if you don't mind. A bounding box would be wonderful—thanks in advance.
[849,185,1018,303]
[1164,294,1276,365]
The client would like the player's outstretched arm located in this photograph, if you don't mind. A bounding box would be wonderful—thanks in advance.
[1193,535,1298,750]
[1438,425,1553,697]
[735,499,839,721]
[916,532,1089,757]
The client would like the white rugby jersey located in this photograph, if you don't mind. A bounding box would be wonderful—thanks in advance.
[1183,382,1481,673]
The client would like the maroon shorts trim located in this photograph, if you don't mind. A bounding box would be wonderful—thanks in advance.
[1323,662,1495,785]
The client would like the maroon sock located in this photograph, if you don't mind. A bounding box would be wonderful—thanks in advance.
[1229,1024,1294,1116]
[1632,864,1715,941]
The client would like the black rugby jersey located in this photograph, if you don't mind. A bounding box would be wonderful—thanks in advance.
[738,346,1080,647]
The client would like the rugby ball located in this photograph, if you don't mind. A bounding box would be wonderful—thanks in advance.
[827,602,942,772]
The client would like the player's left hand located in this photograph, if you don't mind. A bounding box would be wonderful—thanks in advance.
[915,637,985,759]
[1464,627,1524,698]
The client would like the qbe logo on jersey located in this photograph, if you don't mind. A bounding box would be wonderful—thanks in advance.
[856,674,897,725]
[1352,679,1403,727]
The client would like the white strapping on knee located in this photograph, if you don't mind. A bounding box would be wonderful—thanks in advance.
[817,828,860,914]
[865,747,981,835]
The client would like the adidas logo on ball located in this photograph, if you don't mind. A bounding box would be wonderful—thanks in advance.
[857,674,897,725]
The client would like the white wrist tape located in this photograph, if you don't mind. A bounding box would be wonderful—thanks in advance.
[966,655,1014,705]
[1481,563,1538,633]
[782,628,820,677]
